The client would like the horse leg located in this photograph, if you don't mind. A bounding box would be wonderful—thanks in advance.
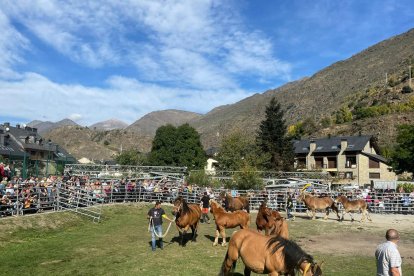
[312,210,316,220]
[348,211,355,222]
[324,207,329,220]
[366,208,372,222]
[191,225,197,242]
[213,228,220,246]
[221,227,227,247]
[244,267,252,276]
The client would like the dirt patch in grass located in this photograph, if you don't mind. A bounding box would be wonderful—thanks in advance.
[292,213,414,265]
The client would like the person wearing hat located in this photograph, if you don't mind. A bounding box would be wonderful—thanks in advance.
[147,201,174,251]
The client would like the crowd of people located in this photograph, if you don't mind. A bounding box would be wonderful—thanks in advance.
[1,173,413,217]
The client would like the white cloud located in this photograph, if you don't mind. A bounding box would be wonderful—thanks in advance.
[0,73,252,125]
[0,10,29,79]
[0,1,292,125]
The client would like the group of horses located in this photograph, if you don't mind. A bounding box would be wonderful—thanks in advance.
[170,191,326,275]
[168,190,372,275]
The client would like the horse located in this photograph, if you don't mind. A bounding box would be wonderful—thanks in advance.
[298,193,340,220]
[172,196,202,246]
[209,200,250,246]
[220,191,250,213]
[256,201,283,236]
[220,229,323,276]
[335,195,372,222]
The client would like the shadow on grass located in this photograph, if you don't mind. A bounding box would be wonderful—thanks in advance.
[169,233,199,247]
[204,234,230,244]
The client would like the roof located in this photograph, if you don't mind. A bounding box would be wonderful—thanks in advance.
[294,135,372,154]
[360,152,388,163]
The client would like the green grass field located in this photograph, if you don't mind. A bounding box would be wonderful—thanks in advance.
[0,203,413,275]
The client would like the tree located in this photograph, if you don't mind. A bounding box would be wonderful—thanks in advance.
[256,97,294,171]
[148,124,206,169]
[115,149,146,166]
[390,124,414,175]
[216,131,269,171]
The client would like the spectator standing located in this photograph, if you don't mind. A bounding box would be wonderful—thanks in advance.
[286,194,294,220]
[375,229,402,276]
[147,201,174,251]
[200,192,211,224]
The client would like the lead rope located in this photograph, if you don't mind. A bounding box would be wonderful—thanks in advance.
[148,217,175,238]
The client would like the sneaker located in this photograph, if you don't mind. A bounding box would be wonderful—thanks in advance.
[152,248,156,252]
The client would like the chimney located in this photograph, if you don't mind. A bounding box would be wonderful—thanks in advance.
[341,138,348,151]
[309,139,316,152]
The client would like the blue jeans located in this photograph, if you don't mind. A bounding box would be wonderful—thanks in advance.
[151,224,163,250]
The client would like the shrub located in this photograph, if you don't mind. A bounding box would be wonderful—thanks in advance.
[397,183,414,193]
[401,86,413,94]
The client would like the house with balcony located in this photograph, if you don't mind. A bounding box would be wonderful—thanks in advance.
[0,122,76,177]
[293,135,397,186]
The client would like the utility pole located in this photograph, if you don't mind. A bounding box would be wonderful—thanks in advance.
[409,65,412,88]
[385,72,388,86]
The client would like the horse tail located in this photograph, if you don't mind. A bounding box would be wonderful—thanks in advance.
[219,250,237,276]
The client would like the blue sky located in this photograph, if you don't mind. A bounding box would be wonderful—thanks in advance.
[1,0,413,126]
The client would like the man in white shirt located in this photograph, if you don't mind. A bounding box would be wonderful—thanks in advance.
[375,229,402,276]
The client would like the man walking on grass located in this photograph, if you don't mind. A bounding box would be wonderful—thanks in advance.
[147,201,174,251]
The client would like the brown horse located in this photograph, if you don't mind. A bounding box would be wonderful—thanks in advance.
[220,229,323,276]
[172,197,201,246]
[209,200,250,246]
[298,193,340,220]
[220,191,250,213]
[335,195,372,222]
[256,201,283,236]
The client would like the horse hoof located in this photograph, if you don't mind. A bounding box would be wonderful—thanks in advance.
[222,243,227,247]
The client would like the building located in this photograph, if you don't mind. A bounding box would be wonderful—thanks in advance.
[293,135,396,186]
[0,122,76,177]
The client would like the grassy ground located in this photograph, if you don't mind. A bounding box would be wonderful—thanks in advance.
[0,204,413,275]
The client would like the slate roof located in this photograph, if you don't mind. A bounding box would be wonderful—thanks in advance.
[294,135,372,154]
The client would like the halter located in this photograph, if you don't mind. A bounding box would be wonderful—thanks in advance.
[302,262,312,275]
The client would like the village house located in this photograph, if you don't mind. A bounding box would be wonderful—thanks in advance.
[293,135,397,186]
[0,122,76,177]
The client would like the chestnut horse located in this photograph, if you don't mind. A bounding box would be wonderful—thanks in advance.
[256,201,283,236]
[210,200,250,246]
[220,229,323,276]
[298,193,340,220]
[172,197,201,246]
[335,195,372,222]
[220,191,250,213]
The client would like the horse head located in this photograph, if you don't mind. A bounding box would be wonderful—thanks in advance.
[172,197,183,216]
[334,195,344,204]
[307,261,324,276]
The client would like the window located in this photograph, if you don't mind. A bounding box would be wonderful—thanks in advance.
[315,158,323,169]
[345,156,357,168]
[327,157,337,168]
[297,158,306,168]
[369,159,380,168]
[345,172,353,179]
[369,172,380,179]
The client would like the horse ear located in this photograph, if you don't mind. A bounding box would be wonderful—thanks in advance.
[319,261,325,268]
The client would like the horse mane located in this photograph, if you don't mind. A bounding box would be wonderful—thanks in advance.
[267,237,314,272]
[211,200,225,213]
[175,196,191,215]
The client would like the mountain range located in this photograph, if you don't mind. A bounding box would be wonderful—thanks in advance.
[38,28,414,160]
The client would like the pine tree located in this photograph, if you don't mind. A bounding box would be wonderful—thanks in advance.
[256,97,294,171]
